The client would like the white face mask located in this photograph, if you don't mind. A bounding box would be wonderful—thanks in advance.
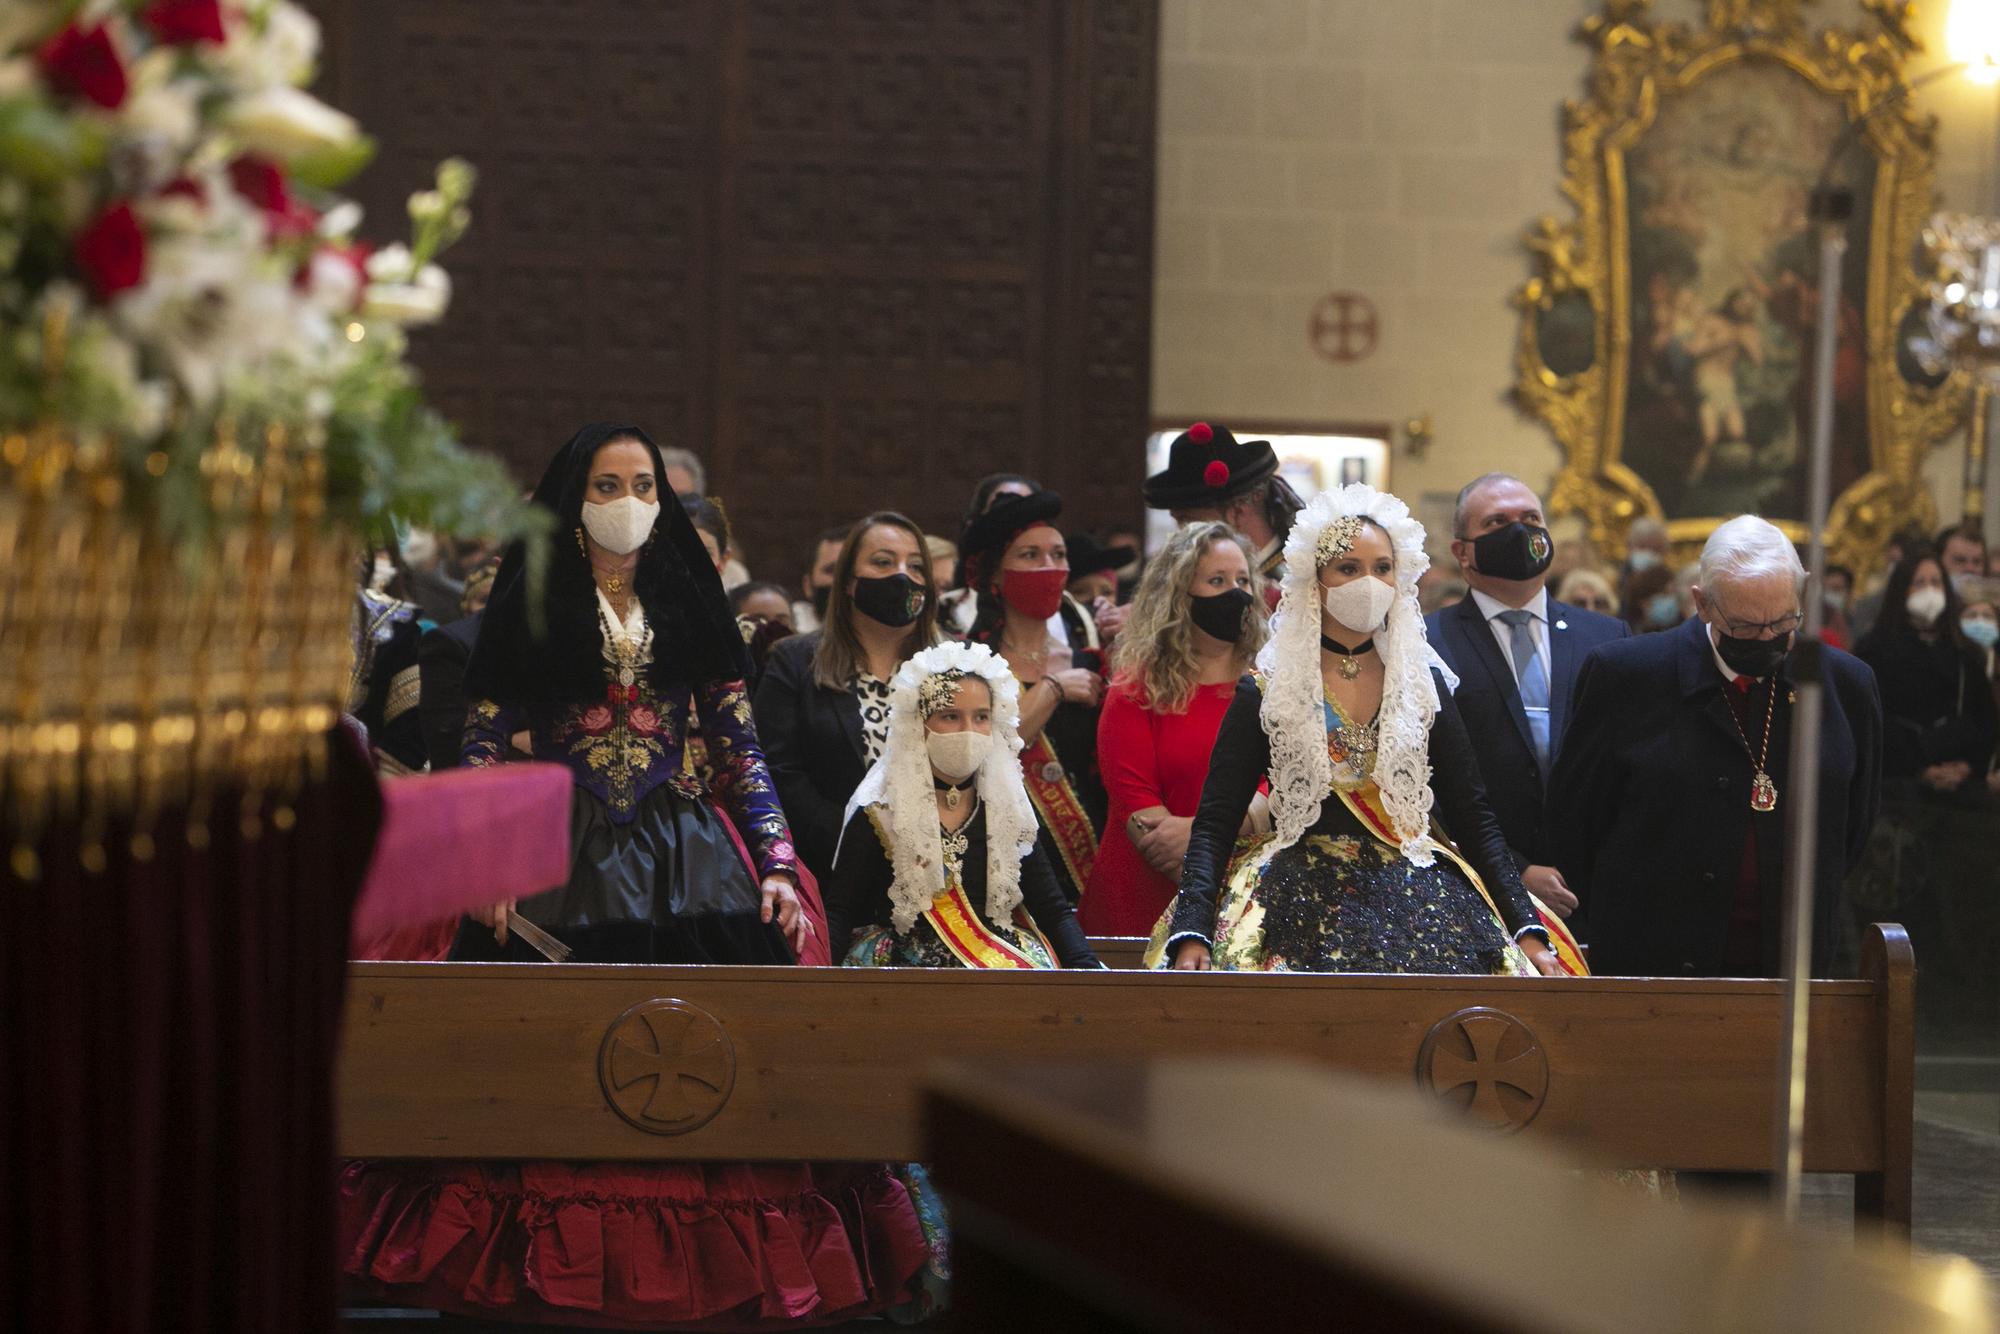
[1321,575,1397,638]
[1906,585,1947,627]
[926,728,993,782]
[581,495,660,556]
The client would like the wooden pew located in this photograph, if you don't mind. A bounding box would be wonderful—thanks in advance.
[335,923,1915,1232]
[925,1060,1982,1332]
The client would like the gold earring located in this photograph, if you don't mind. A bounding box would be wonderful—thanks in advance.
[575,527,587,557]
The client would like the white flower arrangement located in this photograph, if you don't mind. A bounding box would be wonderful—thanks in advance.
[0,0,525,544]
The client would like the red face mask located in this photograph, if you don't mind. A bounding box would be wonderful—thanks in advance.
[999,566,1068,620]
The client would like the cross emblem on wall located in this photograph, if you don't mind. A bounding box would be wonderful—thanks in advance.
[1310,292,1380,363]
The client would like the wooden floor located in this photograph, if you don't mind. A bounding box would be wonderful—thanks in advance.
[339,1108,2000,1330]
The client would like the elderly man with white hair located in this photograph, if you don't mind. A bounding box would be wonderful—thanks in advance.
[1547,515,1881,978]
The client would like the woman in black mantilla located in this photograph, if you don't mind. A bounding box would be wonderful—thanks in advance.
[339,424,927,1329]
[1153,484,1578,978]
[451,421,808,964]
[957,489,1109,904]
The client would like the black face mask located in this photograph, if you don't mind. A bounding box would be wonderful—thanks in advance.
[810,585,832,620]
[850,572,927,628]
[1715,629,1792,679]
[1469,522,1555,582]
[1189,587,1255,642]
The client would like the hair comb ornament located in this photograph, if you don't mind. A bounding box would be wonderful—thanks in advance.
[917,669,967,718]
[1314,515,1366,566]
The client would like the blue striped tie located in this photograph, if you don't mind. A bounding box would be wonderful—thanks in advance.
[1498,609,1551,770]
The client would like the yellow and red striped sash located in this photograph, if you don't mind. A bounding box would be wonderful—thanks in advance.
[923,880,1053,970]
[1335,782,1588,976]
[1018,730,1097,893]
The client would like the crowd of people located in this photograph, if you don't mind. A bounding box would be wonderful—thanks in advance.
[334,418,1998,1327]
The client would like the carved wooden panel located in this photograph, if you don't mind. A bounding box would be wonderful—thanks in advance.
[312,1,1156,568]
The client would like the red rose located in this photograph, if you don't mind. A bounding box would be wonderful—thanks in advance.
[158,176,206,205]
[228,156,317,239]
[74,203,146,299]
[141,0,227,44]
[1203,459,1231,489]
[36,21,128,109]
[627,705,661,736]
[1188,421,1213,444]
[579,704,614,736]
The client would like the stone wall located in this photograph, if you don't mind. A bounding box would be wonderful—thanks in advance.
[1153,0,2000,549]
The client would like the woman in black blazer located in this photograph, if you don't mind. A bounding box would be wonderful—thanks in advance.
[754,511,941,881]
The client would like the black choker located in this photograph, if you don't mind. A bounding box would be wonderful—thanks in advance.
[1321,633,1375,681]
[934,774,976,809]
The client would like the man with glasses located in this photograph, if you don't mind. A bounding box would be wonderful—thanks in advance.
[1547,515,1882,978]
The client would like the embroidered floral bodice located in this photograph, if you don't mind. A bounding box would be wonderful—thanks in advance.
[463,593,796,881]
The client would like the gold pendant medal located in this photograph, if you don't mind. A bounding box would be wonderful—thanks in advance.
[1339,655,1361,680]
[1751,771,1778,813]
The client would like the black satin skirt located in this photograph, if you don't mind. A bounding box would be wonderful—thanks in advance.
[451,783,791,965]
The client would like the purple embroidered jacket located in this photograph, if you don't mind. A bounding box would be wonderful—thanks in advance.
[464,677,798,882]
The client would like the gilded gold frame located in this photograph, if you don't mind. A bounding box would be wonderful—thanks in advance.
[1513,0,1968,572]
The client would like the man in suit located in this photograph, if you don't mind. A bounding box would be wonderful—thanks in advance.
[1427,473,1627,919]
[1548,516,1882,977]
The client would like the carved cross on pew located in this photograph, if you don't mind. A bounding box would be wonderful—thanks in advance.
[597,999,737,1135]
[1417,1008,1551,1133]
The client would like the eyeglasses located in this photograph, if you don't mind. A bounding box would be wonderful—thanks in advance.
[1713,608,1803,639]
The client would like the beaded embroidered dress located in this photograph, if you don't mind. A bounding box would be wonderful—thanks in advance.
[340,423,928,1328]
[1157,673,1545,975]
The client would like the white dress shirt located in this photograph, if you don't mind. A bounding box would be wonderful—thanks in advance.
[1469,586,1552,693]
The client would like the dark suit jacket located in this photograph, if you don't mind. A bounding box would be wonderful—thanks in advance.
[1426,593,1628,869]
[418,612,483,772]
[753,631,871,881]
[1547,615,1882,978]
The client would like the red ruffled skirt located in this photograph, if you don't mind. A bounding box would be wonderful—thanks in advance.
[338,1159,928,1329]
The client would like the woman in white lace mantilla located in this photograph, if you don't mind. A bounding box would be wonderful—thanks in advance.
[826,641,1100,971]
[1152,485,1582,977]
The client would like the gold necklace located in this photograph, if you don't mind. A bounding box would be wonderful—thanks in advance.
[591,562,634,596]
[940,796,980,881]
[1320,631,1375,681]
[1722,678,1781,812]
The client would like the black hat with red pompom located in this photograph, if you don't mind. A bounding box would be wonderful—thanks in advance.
[1142,421,1279,510]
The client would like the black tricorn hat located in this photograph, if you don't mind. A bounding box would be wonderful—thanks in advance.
[958,489,1063,590]
[1063,533,1137,582]
[1142,421,1279,510]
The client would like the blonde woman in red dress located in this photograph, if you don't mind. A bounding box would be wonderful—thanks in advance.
[1081,521,1268,935]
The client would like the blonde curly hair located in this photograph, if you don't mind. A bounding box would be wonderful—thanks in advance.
[1110,521,1267,714]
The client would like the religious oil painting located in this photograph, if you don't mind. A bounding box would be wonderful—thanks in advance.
[1619,63,1871,524]
[1513,1,1966,574]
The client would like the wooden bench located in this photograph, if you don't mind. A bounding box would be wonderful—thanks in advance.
[335,923,1914,1232]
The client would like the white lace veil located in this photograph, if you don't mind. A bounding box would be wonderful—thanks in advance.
[839,641,1037,933]
[1253,484,1459,865]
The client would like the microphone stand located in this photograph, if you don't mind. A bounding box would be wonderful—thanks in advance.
[1773,61,1968,1220]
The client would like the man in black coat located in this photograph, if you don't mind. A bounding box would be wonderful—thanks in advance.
[1427,473,1627,919]
[1548,516,1882,978]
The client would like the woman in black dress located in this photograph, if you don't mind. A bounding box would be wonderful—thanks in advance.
[1156,484,1575,978]
[754,510,940,882]
[957,489,1109,904]
[340,424,926,1329]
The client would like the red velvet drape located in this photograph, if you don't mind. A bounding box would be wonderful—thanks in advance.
[1,732,382,1333]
